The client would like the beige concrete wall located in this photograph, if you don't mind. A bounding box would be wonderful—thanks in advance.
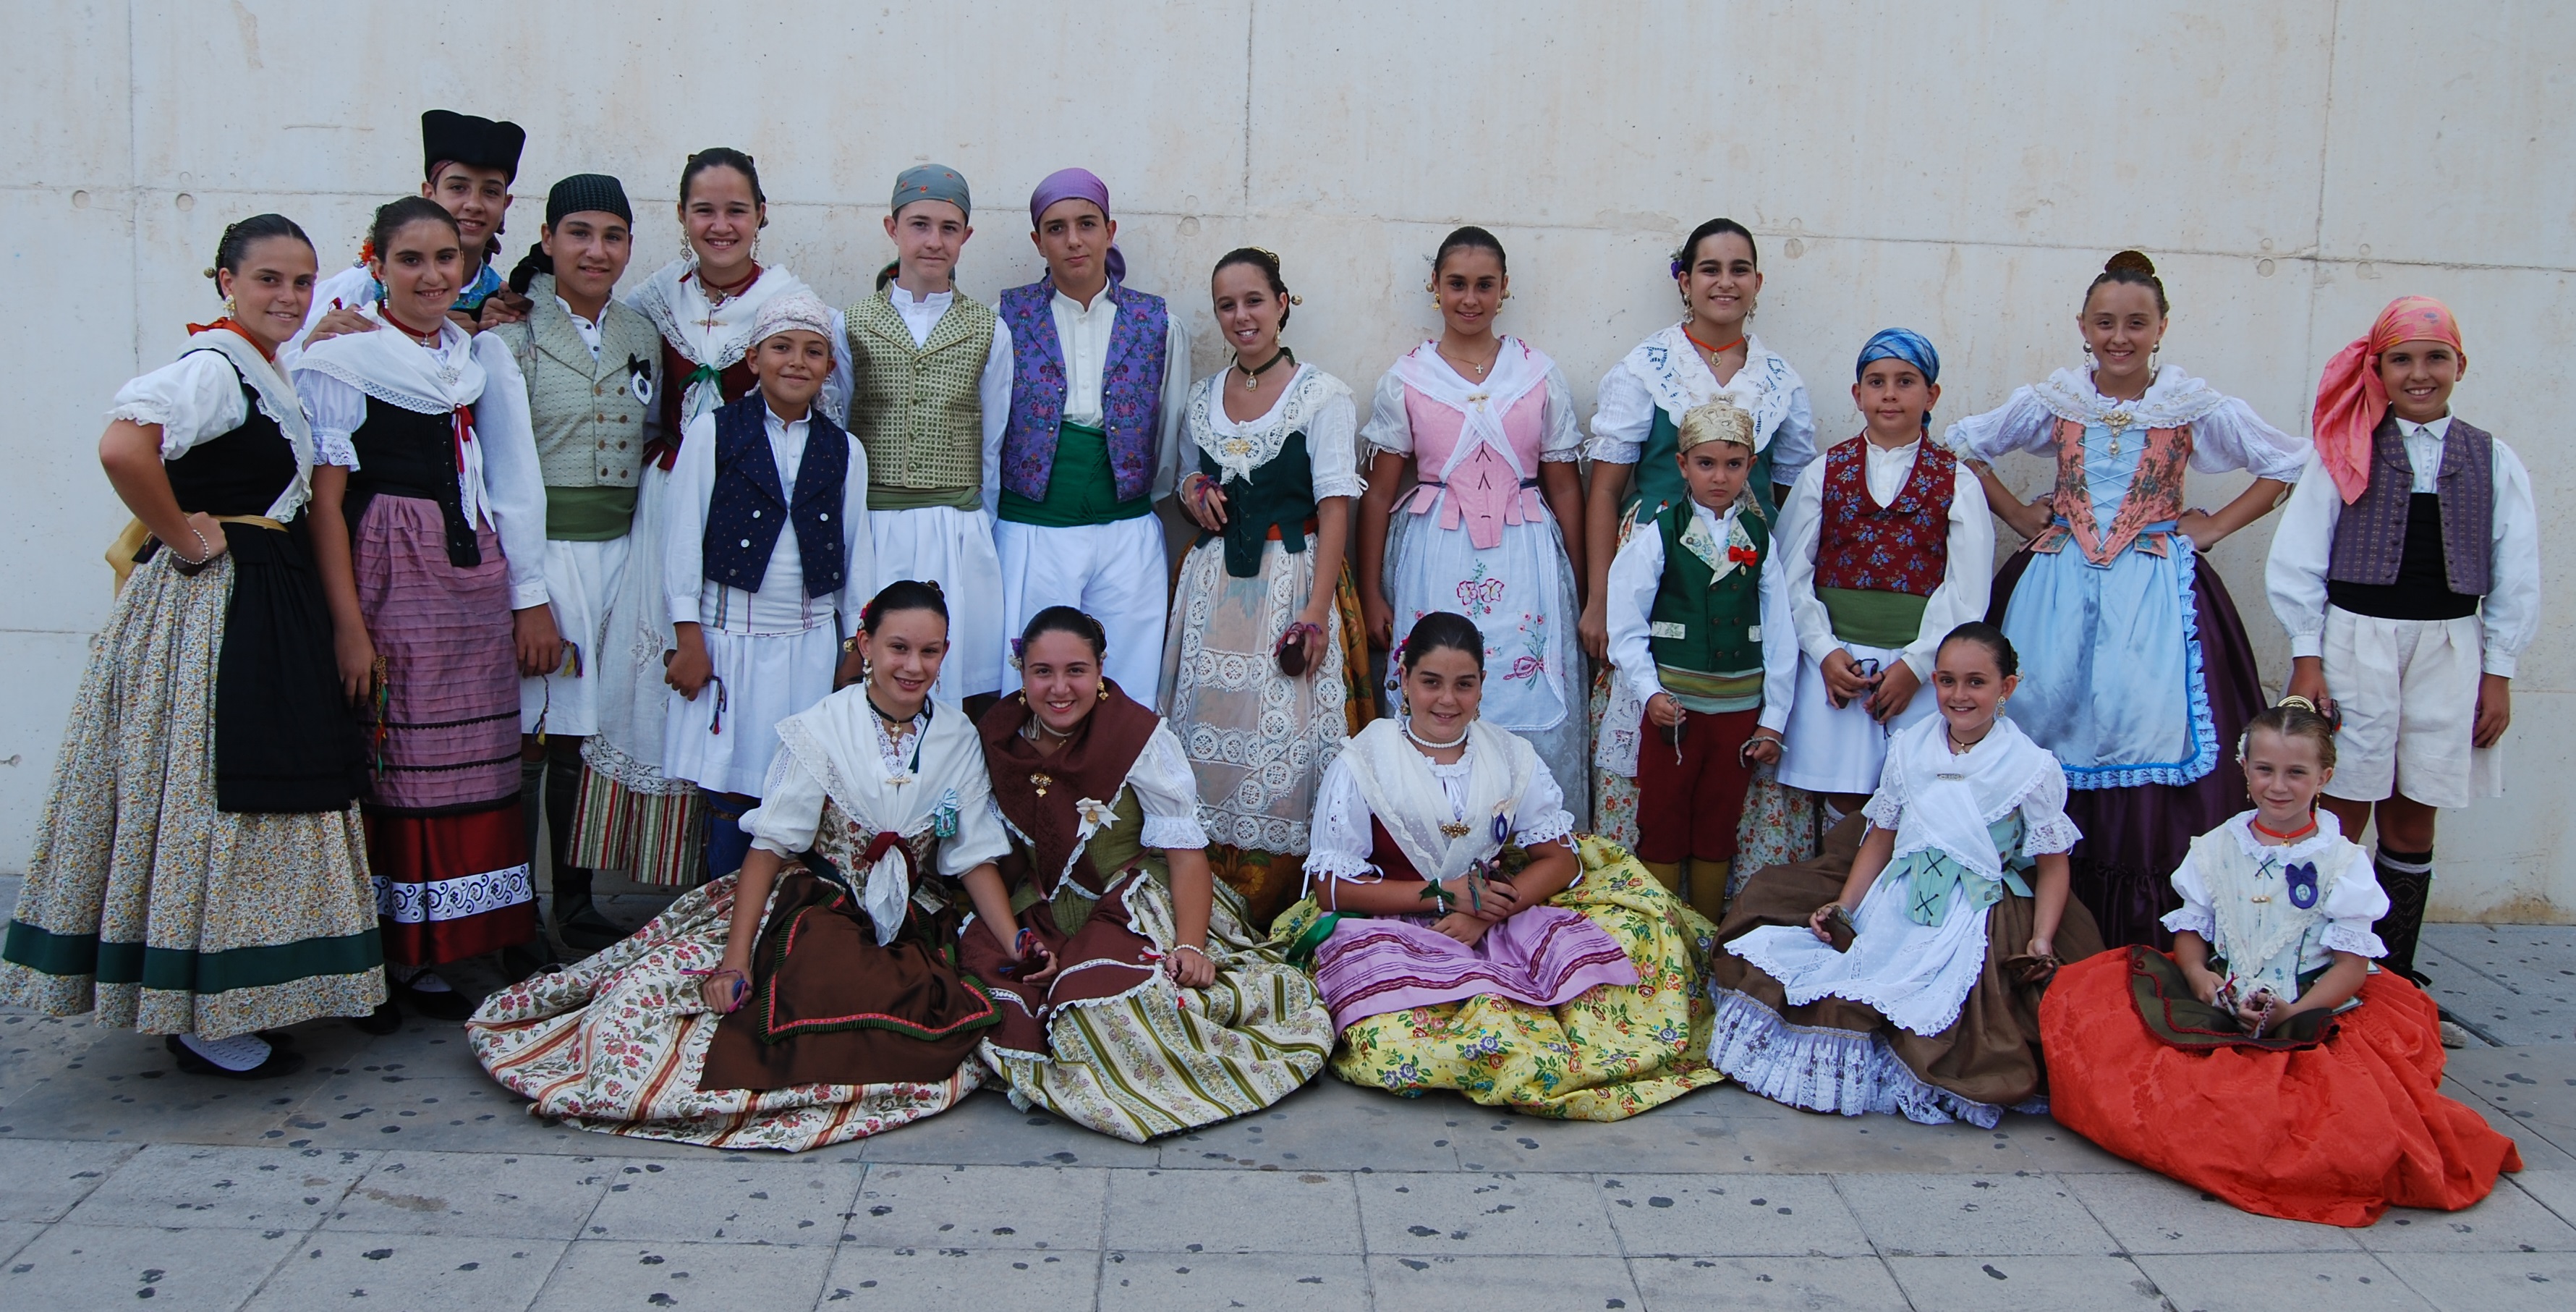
[5,0,2568,918]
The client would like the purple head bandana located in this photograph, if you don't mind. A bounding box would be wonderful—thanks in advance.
[1027,167,1126,282]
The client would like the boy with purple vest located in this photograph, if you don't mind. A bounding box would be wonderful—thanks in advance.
[2269,296,2538,984]
[992,168,1191,699]
[662,294,872,879]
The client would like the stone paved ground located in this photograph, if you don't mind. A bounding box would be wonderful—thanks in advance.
[1,873,2571,1311]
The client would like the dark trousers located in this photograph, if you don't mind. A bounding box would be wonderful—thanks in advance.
[1634,705,1758,865]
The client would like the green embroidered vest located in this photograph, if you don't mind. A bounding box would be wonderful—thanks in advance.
[843,291,997,511]
[1646,501,1768,712]
[1198,431,1318,577]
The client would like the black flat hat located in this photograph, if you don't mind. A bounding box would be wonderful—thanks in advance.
[421,109,527,181]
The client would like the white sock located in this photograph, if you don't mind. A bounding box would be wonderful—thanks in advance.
[387,965,453,993]
[1819,800,1849,827]
[179,1032,273,1072]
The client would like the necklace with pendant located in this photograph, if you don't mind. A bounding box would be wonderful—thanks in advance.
[1236,346,1294,391]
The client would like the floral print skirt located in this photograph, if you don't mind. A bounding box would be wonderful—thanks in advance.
[0,551,381,1038]
[1272,834,1724,1120]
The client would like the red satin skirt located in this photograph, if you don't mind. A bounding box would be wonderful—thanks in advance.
[2041,949,2521,1226]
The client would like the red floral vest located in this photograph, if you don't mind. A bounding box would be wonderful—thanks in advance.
[1814,436,1955,598]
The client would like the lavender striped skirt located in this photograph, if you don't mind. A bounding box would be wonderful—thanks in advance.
[1310,905,1638,1032]
[354,495,522,813]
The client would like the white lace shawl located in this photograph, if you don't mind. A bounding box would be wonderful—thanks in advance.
[1861,716,2077,881]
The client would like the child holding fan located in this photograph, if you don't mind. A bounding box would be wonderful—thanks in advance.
[2266,297,2539,983]
[1774,329,1991,818]
[2043,703,2521,1225]
[1600,399,1795,923]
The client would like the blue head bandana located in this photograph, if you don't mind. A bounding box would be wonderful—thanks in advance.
[1856,328,1941,429]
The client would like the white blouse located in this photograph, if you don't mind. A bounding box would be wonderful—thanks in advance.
[742,706,1013,879]
[2162,812,2389,991]
[661,404,874,635]
[106,351,311,520]
[1774,439,1995,680]
[1586,332,1819,488]
[1304,749,1576,886]
[2264,431,2541,678]
[1123,723,1214,852]
[1358,357,1585,464]
[1942,365,2308,483]
[1189,364,1364,501]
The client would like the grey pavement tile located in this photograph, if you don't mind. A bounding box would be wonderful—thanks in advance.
[2062,1171,2363,1253]
[1100,1164,1362,1253]
[325,1148,614,1239]
[2353,1183,2576,1253]
[1357,1170,1620,1256]
[2376,1250,2576,1312]
[1,1222,300,1310]
[0,1223,41,1265]
[0,1026,323,1145]
[534,1238,835,1311]
[245,1233,566,1311]
[68,1142,377,1231]
[820,1245,1094,1308]
[2420,927,2576,1046]
[581,1156,863,1245]
[0,1011,106,1111]
[1833,1172,2120,1256]
[2445,1046,2576,1163]
[1367,1253,1642,1309]
[0,1138,136,1221]
[844,1164,1108,1250]
[276,1073,548,1151]
[2512,1171,2576,1227]
[1155,1077,1463,1172]
[1884,1255,2170,1311]
[1629,1254,1912,1311]
[1597,1172,1871,1257]
[860,1087,1161,1167]
[2133,1253,2431,1311]
[1102,1250,1369,1311]
[2444,1073,2576,1172]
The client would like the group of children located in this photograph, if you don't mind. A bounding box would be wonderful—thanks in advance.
[0,106,2541,1227]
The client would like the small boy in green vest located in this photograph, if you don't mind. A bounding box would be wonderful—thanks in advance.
[1603,398,1795,923]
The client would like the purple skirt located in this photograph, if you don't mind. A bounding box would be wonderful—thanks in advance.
[1987,546,2265,949]
[1311,905,1638,1031]
[354,495,522,813]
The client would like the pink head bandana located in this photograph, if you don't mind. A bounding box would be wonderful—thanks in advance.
[2312,295,2464,504]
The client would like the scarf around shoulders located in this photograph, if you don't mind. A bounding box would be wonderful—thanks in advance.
[979,680,1162,896]
[1340,718,1537,884]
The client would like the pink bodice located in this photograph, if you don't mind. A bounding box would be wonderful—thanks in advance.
[1400,384,1549,550]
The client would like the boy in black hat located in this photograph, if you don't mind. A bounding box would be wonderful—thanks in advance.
[289,110,529,359]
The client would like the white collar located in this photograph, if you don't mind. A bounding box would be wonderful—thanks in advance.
[2031,363,2231,431]
[891,284,954,310]
[1622,323,1795,449]
[1052,282,1115,316]
[1885,714,2060,882]
[553,295,600,330]
[2397,414,2452,441]
[1188,365,1353,484]
[294,304,485,415]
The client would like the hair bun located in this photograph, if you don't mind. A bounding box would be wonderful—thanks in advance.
[2104,249,2157,276]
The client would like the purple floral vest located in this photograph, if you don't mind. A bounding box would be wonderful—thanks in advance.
[2327,414,2494,595]
[997,279,1169,503]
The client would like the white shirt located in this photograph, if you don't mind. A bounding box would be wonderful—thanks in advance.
[1047,284,1194,501]
[885,285,1020,515]
[2264,418,2541,677]
[1303,746,1578,886]
[663,403,873,635]
[106,350,313,521]
[1774,438,1994,680]
[556,297,603,358]
[1603,497,1799,733]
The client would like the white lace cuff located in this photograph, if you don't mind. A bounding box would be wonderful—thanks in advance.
[2321,922,2387,959]
[1141,814,1208,852]
[1861,792,1904,831]
[2022,813,2082,856]
[1514,809,1577,849]
[1538,447,1579,463]
[1311,473,1366,500]
[314,428,360,470]
[106,399,177,429]
[1583,434,1644,465]
[1302,849,1382,885]
[2159,905,2216,939]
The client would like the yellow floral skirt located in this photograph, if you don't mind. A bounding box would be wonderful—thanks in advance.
[1272,835,1725,1120]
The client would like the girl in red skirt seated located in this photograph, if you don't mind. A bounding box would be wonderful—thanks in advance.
[2042,702,2521,1226]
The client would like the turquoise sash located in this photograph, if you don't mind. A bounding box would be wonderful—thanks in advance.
[1899,812,2036,927]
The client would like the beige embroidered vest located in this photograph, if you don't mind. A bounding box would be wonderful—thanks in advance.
[490,274,659,492]
[843,290,996,510]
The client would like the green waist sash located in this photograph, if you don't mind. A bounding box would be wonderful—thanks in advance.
[868,483,982,512]
[1654,664,1765,716]
[998,420,1153,527]
[1819,587,1928,652]
[545,486,638,541]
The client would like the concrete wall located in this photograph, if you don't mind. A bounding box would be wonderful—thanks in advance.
[5,1,2569,918]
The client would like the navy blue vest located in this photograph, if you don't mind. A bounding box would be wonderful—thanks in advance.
[701,393,850,597]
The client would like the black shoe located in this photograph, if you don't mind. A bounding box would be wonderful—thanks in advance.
[499,939,562,985]
[255,1029,300,1050]
[166,1034,307,1080]
[554,892,627,955]
[353,999,403,1035]
[392,978,477,1022]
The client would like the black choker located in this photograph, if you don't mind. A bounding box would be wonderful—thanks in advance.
[1236,345,1295,390]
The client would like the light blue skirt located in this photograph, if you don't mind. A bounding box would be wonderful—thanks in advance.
[1995,538,2217,790]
